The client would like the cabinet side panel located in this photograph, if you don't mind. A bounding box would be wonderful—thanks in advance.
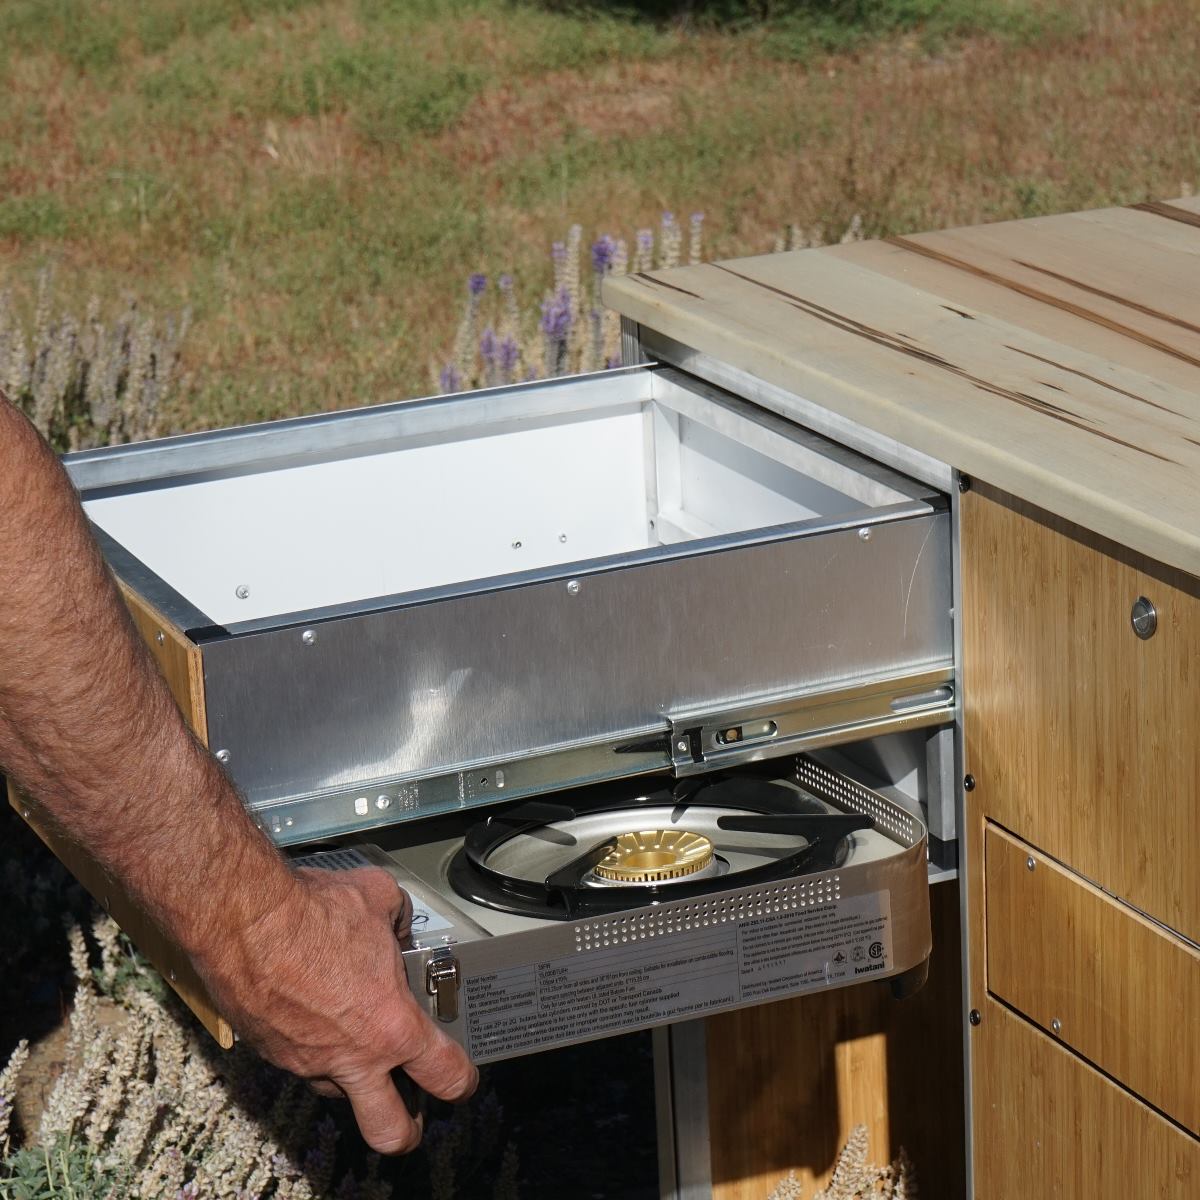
[962,483,1200,1196]
[960,483,1198,941]
[972,999,1198,1197]
[706,881,964,1200]
[986,824,1200,1134]
[8,588,232,1048]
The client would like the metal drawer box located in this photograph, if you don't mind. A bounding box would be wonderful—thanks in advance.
[69,364,953,843]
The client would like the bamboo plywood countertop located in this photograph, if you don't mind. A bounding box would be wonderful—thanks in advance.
[604,197,1200,575]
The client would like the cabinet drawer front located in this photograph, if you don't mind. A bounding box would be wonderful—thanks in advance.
[973,999,1198,1199]
[986,824,1200,1134]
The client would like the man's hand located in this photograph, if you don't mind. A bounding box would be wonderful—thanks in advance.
[0,393,475,1152]
[199,865,478,1154]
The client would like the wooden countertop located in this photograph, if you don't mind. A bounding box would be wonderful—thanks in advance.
[604,198,1200,576]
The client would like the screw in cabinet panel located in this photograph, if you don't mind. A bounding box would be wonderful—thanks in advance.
[969,1009,982,1026]
[215,749,231,764]
[235,584,250,600]
[857,527,871,542]
[1051,1017,1062,1035]
[963,774,976,791]
[566,579,581,595]
[155,630,165,645]
[1026,856,1036,872]
[301,629,316,646]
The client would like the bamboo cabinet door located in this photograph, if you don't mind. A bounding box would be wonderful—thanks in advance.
[961,483,1200,1197]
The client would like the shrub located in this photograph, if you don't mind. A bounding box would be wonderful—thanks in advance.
[0,271,189,452]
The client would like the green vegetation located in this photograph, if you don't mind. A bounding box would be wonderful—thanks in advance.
[0,1,1196,429]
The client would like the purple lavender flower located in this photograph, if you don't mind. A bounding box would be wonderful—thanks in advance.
[498,273,513,292]
[468,272,487,297]
[540,289,573,341]
[591,235,616,276]
[499,335,519,375]
[662,210,675,226]
[439,363,462,393]
[605,354,623,370]
[551,241,567,265]
[636,229,653,252]
[691,211,705,227]
[479,327,498,368]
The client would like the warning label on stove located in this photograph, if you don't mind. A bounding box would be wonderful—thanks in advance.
[464,891,892,1062]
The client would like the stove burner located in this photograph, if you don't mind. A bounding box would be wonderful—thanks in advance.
[593,829,715,883]
[447,774,875,919]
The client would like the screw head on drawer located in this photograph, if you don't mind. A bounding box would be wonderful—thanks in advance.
[963,774,976,792]
[1131,596,1157,640]
[1026,856,1036,872]
[969,1009,982,1026]
[1051,1017,1062,1035]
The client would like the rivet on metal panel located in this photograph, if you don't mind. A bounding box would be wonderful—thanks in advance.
[376,795,392,810]
[235,585,250,600]
[1051,1017,1062,1035]
[511,540,522,550]
[301,629,316,646]
[215,749,231,764]
[1026,856,1036,872]
[676,739,689,753]
[566,579,581,595]
[969,1009,982,1026]
[558,533,568,543]
[857,527,871,542]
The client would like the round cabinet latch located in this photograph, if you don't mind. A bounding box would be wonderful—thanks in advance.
[1131,596,1157,640]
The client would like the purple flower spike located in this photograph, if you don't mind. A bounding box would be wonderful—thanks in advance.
[499,336,520,373]
[480,327,498,366]
[540,289,573,340]
[551,241,567,263]
[468,273,487,297]
[691,212,705,225]
[498,273,513,292]
[662,211,675,224]
[636,229,653,250]
[439,363,463,393]
[591,235,616,276]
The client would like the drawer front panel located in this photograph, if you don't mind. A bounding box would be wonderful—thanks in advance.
[973,999,1198,1199]
[961,484,1200,943]
[203,507,952,812]
[985,824,1200,1134]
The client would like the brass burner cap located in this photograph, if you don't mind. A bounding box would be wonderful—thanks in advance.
[594,829,714,883]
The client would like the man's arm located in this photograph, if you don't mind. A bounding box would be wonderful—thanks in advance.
[0,394,476,1152]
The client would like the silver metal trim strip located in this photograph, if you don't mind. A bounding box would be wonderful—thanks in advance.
[640,329,953,493]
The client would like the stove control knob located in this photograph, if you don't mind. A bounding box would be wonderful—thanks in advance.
[425,948,461,1023]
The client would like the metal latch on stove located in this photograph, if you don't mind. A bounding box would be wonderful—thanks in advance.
[425,947,461,1022]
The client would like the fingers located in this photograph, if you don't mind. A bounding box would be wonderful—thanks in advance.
[396,1001,479,1104]
[343,1072,424,1156]
[308,1078,344,1100]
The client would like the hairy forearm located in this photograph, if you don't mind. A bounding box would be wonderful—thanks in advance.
[0,395,296,961]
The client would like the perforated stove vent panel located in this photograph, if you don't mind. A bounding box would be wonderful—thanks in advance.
[574,874,841,952]
[794,756,920,848]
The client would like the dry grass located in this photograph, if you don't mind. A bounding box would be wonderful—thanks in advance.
[0,0,1197,429]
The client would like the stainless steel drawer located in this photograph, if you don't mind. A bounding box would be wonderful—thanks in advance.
[69,364,953,844]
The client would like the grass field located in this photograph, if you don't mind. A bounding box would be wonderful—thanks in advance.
[1,0,1198,430]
